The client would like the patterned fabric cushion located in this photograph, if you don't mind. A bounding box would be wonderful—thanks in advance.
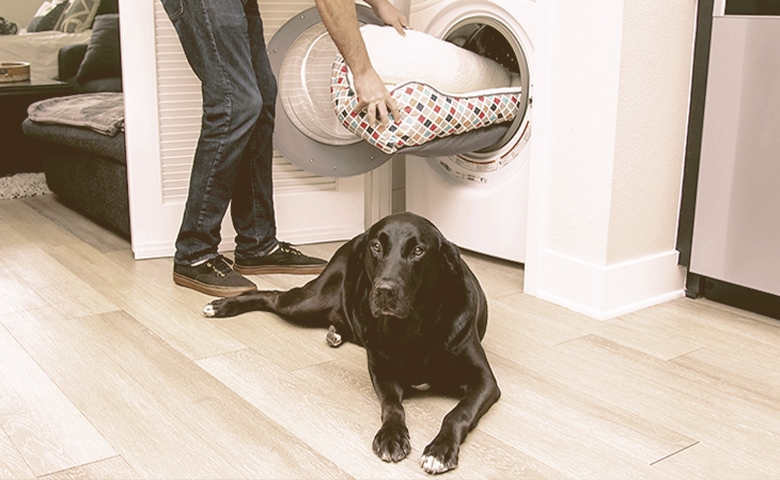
[56,0,102,34]
[331,55,521,154]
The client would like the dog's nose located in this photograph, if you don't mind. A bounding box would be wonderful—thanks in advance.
[373,280,398,300]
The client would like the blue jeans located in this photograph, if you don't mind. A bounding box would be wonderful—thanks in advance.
[161,0,278,265]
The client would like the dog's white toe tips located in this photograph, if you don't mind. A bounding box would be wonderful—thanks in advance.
[203,304,215,317]
[420,454,448,475]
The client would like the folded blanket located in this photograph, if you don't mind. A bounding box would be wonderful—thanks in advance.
[27,92,124,136]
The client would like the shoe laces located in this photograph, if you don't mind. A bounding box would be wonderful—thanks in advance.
[278,242,304,256]
[206,255,234,277]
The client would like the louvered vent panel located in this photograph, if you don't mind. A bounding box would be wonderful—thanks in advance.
[153,0,335,203]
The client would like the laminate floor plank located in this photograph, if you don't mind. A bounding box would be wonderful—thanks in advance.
[650,441,772,479]
[508,334,780,472]
[0,426,36,480]
[460,251,525,299]
[658,297,780,348]
[504,352,698,464]
[74,310,348,479]
[487,291,602,348]
[593,309,705,360]
[48,243,247,360]
[0,217,29,253]
[485,355,691,476]
[0,199,81,249]
[19,196,129,254]
[198,348,420,479]
[211,311,343,372]
[350,356,571,480]
[198,347,549,479]
[670,344,780,417]
[2,247,118,319]
[0,314,117,477]
[38,456,140,480]
[2,308,242,479]
[0,258,49,314]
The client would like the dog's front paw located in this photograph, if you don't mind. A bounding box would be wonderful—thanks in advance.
[372,423,410,463]
[203,297,232,318]
[421,437,459,475]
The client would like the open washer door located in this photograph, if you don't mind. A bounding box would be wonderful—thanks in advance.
[268,6,394,177]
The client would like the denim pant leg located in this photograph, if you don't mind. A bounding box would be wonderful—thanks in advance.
[231,0,278,261]
[161,0,277,265]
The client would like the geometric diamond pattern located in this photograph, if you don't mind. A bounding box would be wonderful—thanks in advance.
[331,55,522,154]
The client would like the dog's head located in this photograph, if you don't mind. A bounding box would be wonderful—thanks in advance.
[361,212,461,319]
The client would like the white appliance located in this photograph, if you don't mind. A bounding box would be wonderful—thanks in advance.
[405,0,535,263]
[260,0,534,261]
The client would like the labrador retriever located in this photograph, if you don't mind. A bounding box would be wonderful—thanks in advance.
[204,212,500,474]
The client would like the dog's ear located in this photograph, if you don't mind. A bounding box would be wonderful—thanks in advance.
[345,230,371,271]
[440,238,464,277]
[349,230,369,260]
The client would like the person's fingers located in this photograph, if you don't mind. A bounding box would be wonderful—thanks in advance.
[366,104,378,128]
[376,103,390,128]
[387,97,401,124]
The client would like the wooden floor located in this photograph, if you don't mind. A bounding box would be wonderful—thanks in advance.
[1,194,779,479]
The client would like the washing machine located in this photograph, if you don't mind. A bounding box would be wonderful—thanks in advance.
[405,0,535,263]
[264,0,534,258]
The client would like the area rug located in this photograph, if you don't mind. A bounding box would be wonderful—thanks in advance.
[0,173,53,200]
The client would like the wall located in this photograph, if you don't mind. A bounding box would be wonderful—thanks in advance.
[4,1,41,28]
[525,0,696,319]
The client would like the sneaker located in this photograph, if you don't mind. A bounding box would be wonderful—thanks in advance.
[173,255,257,297]
[234,242,327,275]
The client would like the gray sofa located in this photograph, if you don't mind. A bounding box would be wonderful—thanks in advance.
[22,12,129,237]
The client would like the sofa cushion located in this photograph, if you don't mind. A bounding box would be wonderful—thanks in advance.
[27,0,70,33]
[75,14,121,90]
[57,0,102,34]
[23,118,126,163]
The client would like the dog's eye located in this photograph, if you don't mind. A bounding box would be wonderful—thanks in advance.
[413,246,425,257]
[370,241,381,254]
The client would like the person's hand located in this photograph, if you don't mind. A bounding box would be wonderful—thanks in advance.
[369,0,409,36]
[353,67,401,128]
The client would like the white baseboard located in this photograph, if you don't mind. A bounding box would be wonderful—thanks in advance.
[132,240,175,260]
[535,249,686,320]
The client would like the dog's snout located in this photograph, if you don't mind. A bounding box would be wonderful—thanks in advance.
[370,278,410,318]
[373,280,398,299]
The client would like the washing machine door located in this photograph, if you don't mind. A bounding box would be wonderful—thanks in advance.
[268,6,393,178]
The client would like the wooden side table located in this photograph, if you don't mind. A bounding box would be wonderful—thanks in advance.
[0,78,78,175]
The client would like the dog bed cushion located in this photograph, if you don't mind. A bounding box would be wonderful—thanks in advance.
[331,26,522,154]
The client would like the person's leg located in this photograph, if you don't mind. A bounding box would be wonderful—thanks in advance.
[230,0,278,259]
[161,0,259,295]
[163,0,262,266]
[229,0,327,275]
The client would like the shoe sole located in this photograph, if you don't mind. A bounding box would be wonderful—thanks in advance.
[233,263,327,276]
[173,273,257,297]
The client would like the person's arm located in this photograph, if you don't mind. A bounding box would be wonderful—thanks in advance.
[315,0,407,127]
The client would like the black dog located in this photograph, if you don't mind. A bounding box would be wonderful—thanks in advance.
[204,212,500,474]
